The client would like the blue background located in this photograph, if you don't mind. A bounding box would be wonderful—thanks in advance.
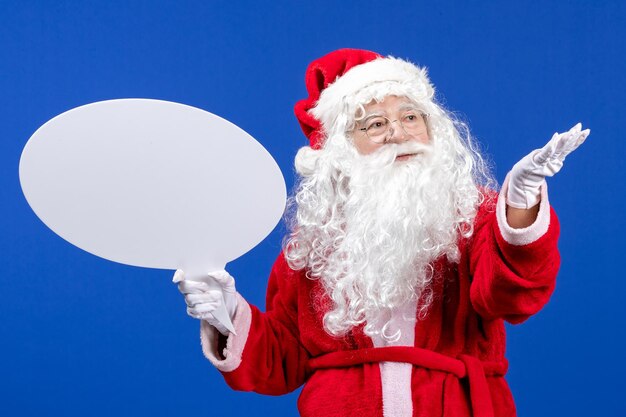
[1,1,624,416]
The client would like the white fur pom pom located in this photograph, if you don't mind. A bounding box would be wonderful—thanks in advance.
[294,146,320,177]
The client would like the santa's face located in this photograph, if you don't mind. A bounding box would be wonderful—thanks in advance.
[286,92,485,341]
[352,95,430,157]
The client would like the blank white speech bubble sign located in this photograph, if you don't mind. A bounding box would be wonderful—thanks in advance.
[19,99,287,333]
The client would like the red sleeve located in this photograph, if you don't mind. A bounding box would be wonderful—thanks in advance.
[468,191,561,324]
[218,253,311,395]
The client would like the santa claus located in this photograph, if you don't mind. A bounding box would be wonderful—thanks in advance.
[174,49,589,417]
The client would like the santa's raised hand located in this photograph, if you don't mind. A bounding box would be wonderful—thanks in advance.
[507,123,590,210]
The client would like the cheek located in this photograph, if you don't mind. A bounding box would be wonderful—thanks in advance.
[354,138,382,155]
[415,132,430,144]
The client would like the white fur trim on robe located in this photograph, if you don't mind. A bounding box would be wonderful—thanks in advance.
[497,173,551,246]
[371,300,418,417]
[200,293,251,372]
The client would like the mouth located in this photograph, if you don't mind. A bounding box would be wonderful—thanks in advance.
[395,153,417,161]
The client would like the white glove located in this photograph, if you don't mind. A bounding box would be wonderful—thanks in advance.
[507,122,590,209]
[173,269,238,336]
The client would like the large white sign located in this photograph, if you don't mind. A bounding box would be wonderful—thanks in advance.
[20,99,286,332]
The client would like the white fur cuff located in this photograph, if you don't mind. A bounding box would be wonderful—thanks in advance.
[200,293,252,372]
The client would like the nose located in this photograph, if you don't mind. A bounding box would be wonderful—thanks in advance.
[386,120,408,143]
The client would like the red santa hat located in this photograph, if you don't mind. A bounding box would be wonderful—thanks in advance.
[294,48,435,150]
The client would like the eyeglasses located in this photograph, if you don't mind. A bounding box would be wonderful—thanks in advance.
[358,112,429,144]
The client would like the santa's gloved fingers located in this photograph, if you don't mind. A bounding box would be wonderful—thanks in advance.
[206,270,236,293]
[186,302,221,318]
[541,159,564,177]
[554,126,583,154]
[191,302,222,315]
[551,135,575,161]
[177,280,211,295]
[555,128,590,160]
[577,128,591,145]
[534,124,588,165]
[187,306,212,320]
[184,292,221,307]
[551,126,580,153]
[532,133,560,165]
[567,128,590,153]
[555,123,585,148]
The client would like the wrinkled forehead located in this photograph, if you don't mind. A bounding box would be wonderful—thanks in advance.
[363,96,419,113]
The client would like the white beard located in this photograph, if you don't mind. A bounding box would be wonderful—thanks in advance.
[285,135,482,342]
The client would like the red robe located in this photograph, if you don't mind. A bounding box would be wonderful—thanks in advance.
[200,182,560,417]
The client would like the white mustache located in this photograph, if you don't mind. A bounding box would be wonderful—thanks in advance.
[364,142,432,166]
[391,142,431,157]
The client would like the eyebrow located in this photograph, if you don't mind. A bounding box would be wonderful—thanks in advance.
[398,103,420,112]
[361,104,421,121]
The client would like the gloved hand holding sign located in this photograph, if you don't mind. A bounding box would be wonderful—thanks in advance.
[174,269,238,335]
